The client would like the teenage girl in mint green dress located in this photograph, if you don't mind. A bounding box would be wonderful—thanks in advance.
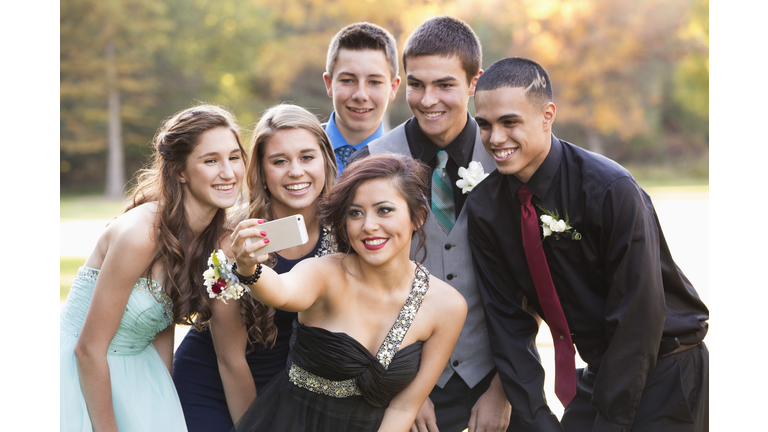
[60,105,246,431]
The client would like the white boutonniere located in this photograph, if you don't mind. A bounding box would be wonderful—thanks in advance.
[203,249,250,303]
[536,205,582,241]
[456,161,490,194]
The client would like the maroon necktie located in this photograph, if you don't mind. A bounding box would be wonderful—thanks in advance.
[517,185,577,407]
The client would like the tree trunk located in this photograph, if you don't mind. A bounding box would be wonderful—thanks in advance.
[104,34,124,199]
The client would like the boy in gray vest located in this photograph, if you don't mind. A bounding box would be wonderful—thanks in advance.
[349,15,525,432]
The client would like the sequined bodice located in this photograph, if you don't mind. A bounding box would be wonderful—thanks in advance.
[288,265,429,408]
[60,267,173,355]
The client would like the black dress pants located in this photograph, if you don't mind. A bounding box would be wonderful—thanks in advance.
[430,370,530,432]
[561,342,709,432]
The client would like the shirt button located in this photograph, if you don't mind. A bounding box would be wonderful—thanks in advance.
[452,360,460,367]
[444,244,452,250]
[446,274,454,280]
[560,335,564,340]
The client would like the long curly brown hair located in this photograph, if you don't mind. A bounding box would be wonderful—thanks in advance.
[127,104,246,326]
[234,104,337,349]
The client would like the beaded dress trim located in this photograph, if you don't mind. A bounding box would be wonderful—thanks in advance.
[288,264,430,398]
[315,224,338,257]
[376,264,429,369]
[288,365,362,398]
[76,267,174,326]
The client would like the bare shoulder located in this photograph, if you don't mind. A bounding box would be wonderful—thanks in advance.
[422,275,468,317]
[285,253,350,300]
[88,203,159,268]
[109,203,160,250]
[83,203,162,285]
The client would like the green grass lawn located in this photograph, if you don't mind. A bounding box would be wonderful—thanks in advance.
[60,195,126,220]
[60,195,124,300]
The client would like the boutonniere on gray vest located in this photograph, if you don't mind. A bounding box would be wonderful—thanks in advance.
[456,161,490,194]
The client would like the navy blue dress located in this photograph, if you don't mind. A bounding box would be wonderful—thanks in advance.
[173,229,334,432]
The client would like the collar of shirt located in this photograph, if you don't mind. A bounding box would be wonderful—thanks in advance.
[403,112,476,168]
[325,111,385,151]
[507,133,563,201]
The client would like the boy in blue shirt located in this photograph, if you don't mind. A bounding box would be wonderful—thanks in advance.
[322,22,401,174]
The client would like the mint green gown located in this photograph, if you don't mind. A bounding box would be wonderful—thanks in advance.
[60,267,187,431]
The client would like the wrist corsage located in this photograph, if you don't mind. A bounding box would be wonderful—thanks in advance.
[203,249,249,303]
[536,205,582,241]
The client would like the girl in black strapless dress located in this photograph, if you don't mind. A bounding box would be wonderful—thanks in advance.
[230,155,468,432]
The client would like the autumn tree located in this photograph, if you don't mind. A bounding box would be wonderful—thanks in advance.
[61,0,708,193]
[61,0,170,197]
[472,0,705,157]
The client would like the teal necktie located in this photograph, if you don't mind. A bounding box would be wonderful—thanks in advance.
[431,150,455,234]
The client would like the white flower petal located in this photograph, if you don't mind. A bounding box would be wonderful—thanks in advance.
[542,225,552,237]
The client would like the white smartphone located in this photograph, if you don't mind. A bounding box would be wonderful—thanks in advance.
[245,214,309,256]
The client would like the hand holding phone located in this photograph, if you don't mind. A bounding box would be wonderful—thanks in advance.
[245,214,309,256]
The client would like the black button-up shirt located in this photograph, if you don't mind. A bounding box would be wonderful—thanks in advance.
[466,135,709,431]
[347,113,477,218]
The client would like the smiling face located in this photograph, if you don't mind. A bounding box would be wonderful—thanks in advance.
[346,178,417,267]
[323,48,400,145]
[262,128,327,218]
[474,86,555,183]
[181,126,244,214]
[405,55,481,147]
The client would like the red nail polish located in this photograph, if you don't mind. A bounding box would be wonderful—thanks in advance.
[264,238,270,244]
[260,231,267,236]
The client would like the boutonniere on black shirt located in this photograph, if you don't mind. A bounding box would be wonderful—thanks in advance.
[536,205,582,241]
[456,161,490,194]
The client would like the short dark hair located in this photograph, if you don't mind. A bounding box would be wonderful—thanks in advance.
[403,15,482,85]
[476,57,553,107]
[326,22,399,79]
[318,154,430,263]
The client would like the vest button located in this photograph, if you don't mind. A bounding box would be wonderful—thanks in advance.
[444,244,452,250]
[452,360,459,367]
[446,274,454,280]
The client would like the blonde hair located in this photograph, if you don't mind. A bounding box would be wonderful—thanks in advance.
[246,104,337,223]
[237,104,337,348]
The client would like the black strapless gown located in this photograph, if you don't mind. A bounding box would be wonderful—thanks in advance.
[233,265,430,432]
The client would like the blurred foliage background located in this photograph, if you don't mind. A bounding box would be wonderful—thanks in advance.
[60,0,709,197]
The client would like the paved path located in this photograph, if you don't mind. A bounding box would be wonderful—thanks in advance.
[60,191,710,419]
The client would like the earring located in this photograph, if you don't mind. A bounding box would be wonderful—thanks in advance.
[262,183,267,190]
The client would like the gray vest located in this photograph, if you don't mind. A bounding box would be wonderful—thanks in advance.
[369,122,495,388]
